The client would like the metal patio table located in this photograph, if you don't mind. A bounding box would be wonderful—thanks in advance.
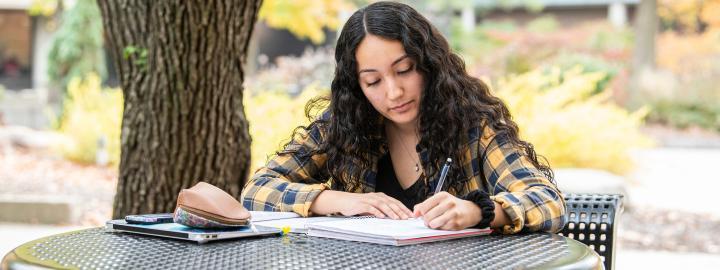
[2,227,602,269]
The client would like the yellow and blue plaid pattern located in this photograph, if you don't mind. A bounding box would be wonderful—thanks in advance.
[241,122,566,234]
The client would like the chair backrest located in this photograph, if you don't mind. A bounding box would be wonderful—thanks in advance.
[559,193,623,270]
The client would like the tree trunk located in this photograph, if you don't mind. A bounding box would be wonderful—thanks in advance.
[97,0,262,218]
[628,0,658,108]
[633,0,657,71]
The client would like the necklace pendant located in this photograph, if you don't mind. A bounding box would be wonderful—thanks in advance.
[414,164,419,172]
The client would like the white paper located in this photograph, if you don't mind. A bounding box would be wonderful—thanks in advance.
[249,211,301,222]
[307,217,490,240]
[254,216,343,233]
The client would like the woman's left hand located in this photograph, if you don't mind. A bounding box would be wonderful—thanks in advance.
[413,192,482,230]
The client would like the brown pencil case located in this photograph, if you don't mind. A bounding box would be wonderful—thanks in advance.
[173,182,251,228]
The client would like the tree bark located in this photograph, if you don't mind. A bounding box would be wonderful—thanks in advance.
[97,0,262,218]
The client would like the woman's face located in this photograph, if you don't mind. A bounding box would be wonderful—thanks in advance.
[355,34,424,128]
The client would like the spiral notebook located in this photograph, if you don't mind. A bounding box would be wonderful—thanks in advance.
[306,217,492,246]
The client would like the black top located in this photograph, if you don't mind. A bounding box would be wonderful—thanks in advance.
[375,153,426,209]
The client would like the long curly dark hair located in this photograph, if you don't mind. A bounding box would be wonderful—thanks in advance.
[284,1,552,194]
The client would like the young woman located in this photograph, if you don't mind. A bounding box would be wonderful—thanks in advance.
[241,1,566,234]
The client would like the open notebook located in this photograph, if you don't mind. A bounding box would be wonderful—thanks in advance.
[306,217,492,246]
[253,216,342,234]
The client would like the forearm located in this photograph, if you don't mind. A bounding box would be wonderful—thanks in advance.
[308,190,344,216]
[241,174,328,216]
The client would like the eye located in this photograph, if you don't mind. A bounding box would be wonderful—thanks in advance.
[397,64,414,74]
[367,79,380,87]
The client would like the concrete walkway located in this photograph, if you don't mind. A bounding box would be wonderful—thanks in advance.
[628,147,720,216]
[0,223,90,258]
[616,249,720,269]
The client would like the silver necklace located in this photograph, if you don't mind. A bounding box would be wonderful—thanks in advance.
[392,130,421,173]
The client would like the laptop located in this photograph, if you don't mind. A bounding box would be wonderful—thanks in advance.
[106,219,282,244]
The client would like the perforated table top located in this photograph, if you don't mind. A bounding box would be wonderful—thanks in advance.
[2,228,601,269]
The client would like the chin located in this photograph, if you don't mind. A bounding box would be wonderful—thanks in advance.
[387,113,419,126]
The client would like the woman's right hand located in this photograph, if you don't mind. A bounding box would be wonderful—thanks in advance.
[310,190,413,219]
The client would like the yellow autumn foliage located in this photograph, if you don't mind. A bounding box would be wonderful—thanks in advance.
[659,0,720,31]
[259,0,354,44]
[495,66,653,174]
[245,86,329,172]
[54,74,123,166]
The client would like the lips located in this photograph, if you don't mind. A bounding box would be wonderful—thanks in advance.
[389,101,413,112]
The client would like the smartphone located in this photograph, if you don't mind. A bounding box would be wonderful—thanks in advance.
[125,213,175,225]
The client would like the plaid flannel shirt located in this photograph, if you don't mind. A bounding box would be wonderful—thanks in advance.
[241,119,567,234]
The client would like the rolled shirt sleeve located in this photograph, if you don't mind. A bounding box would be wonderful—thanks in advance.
[479,126,567,234]
[241,123,329,217]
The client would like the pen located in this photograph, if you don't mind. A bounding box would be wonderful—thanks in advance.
[434,158,452,194]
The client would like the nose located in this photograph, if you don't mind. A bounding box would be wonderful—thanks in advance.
[385,77,403,100]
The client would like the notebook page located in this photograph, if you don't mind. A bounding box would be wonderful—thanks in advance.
[307,217,486,240]
[249,211,301,222]
[254,217,342,233]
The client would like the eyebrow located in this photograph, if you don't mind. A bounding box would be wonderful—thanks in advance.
[358,55,410,74]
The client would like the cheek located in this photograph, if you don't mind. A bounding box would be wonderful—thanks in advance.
[408,73,425,96]
[361,88,385,110]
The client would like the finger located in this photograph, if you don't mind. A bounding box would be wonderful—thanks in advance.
[374,201,400,219]
[429,210,458,230]
[352,200,385,218]
[399,203,414,218]
[414,192,448,217]
[386,197,413,218]
[423,199,455,225]
[386,202,410,220]
[363,205,385,218]
[440,219,462,231]
[375,193,413,219]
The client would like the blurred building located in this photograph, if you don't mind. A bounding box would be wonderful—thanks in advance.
[0,0,34,90]
[475,0,640,28]
[0,0,54,128]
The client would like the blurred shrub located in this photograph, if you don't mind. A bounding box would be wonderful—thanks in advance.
[460,19,632,81]
[526,15,559,33]
[245,48,335,96]
[54,74,122,166]
[245,86,328,172]
[48,0,106,89]
[586,26,634,53]
[29,0,59,17]
[548,53,619,94]
[651,29,720,131]
[495,66,652,174]
[657,30,720,74]
[649,101,720,131]
[450,19,513,53]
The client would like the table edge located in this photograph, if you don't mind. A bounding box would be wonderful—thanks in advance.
[534,236,603,270]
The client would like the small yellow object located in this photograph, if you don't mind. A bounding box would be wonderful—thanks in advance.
[281,226,291,235]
